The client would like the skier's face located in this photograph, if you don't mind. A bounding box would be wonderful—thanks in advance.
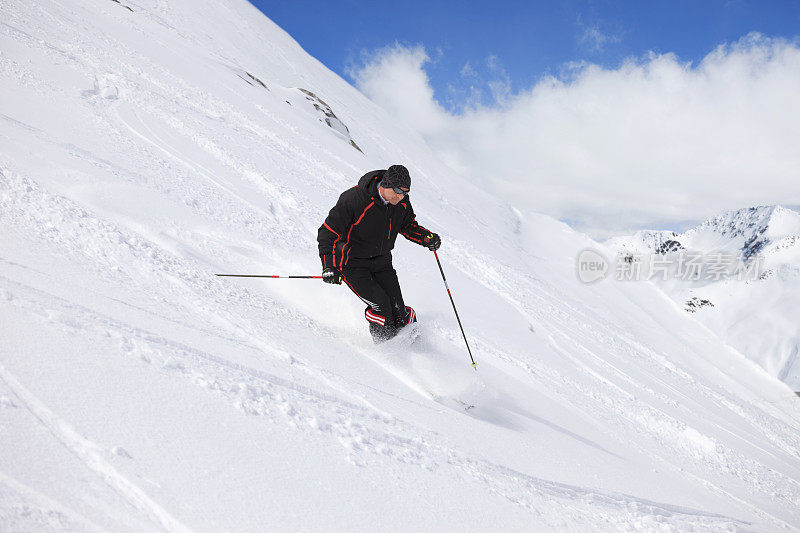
[380,185,408,205]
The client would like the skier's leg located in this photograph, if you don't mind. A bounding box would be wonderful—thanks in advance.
[372,262,415,328]
[341,267,397,342]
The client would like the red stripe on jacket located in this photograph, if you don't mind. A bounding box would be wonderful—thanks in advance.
[323,223,341,267]
[341,201,375,266]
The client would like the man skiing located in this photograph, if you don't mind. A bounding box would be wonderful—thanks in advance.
[317,165,441,343]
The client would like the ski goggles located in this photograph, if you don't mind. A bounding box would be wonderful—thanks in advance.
[381,178,409,195]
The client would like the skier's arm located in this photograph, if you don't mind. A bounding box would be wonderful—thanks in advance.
[400,202,438,249]
[317,190,356,269]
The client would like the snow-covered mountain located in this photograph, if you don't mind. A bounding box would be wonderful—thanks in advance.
[606,205,800,389]
[606,229,684,257]
[2,1,800,530]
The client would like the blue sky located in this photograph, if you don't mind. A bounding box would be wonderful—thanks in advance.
[254,1,799,112]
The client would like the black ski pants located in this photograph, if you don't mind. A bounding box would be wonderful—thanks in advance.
[342,254,409,333]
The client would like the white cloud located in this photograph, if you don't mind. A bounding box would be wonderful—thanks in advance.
[347,43,450,136]
[351,34,800,238]
[580,26,621,53]
[576,15,621,54]
[460,61,478,79]
[486,55,511,104]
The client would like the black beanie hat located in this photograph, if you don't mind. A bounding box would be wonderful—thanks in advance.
[382,164,411,190]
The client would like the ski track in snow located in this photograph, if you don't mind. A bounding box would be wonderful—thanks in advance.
[0,363,191,533]
[0,469,108,532]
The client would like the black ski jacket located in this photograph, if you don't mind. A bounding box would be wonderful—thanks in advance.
[317,170,433,269]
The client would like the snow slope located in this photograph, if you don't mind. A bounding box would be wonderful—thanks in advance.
[606,206,800,389]
[2,0,800,530]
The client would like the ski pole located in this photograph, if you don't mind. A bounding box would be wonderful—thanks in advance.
[433,251,477,370]
[215,274,322,279]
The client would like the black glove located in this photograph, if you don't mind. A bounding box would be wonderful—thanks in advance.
[423,232,441,251]
[322,267,342,284]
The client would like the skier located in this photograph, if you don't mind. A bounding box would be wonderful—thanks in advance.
[317,165,441,343]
